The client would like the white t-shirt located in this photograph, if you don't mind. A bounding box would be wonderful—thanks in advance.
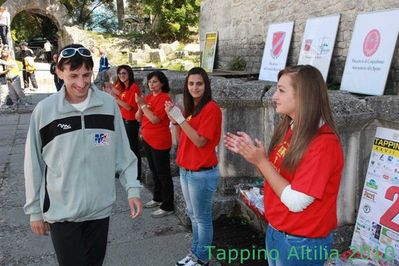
[0,11,10,27]
[70,89,91,112]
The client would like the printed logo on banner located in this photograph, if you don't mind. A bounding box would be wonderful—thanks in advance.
[366,179,378,190]
[363,189,377,202]
[363,29,381,57]
[391,176,399,185]
[363,203,371,213]
[318,37,331,55]
[271,31,286,58]
[304,39,312,52]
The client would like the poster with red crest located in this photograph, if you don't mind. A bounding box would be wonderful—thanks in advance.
[340,10,399,95]
[259,22,294,82]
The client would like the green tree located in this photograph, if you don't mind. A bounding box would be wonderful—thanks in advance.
[127,0,200,42]
[59,0,115,29]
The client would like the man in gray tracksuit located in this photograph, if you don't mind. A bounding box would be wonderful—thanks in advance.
[24,44,142,266]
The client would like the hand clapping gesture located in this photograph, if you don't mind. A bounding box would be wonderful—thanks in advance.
[135,93,145,107]
[224,131,267,167]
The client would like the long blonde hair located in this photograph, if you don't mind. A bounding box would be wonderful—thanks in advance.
[268,65,338,171]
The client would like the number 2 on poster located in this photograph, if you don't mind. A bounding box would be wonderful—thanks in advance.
[379,186,399,232]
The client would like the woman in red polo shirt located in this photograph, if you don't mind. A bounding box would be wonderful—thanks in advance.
[224,65,344,266]
[135,71,174,218]
[112,65,142,180]
[165,67,222,266]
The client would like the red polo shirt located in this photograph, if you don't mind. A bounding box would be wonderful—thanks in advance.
[115,82,141,121]
[141,92,172,150]
[176,100,222,170]
[265,124,344,238]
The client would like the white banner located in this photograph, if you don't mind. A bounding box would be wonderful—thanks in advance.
[340,9,399,95]
[298,15,340,81]
[351,127,399,264]
[259,22,294,82]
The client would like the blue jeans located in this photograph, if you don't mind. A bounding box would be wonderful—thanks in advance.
[180,167,220,261]
[266,224,333,266]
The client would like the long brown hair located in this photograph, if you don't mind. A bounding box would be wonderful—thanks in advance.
[115,65,135,89]
[268,65,338,171]
[183,67,212,117]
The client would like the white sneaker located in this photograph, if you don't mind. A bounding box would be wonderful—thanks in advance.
[151,208,174,218]
[143,200,162,208]
[176,254,196,266]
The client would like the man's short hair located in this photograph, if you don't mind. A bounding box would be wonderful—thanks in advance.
[20,41,28,46]
[57,44,94,71]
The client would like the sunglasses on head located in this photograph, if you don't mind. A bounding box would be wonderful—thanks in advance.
[58,47,92,62]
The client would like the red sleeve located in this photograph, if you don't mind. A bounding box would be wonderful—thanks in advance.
[196,102,222,141]
[291,136,342,199]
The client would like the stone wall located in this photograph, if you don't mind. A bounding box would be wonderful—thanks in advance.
[200,0,399,94]
[3,0,72,53]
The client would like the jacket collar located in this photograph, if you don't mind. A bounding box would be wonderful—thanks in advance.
[57,85,103,114]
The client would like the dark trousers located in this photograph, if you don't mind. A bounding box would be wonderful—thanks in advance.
[0,25,8,45]
[23,70,38,89]
[143,140,174,211]
[123,119,142,180]
[46,51,52,63]
[49,217,110,266]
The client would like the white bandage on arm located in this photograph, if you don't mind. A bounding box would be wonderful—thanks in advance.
[168,106,185,125]
[280,185,315,212]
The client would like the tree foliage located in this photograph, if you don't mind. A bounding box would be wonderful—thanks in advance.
[59,0,115,29]
[127,0,200,42]
[11,11,58,44]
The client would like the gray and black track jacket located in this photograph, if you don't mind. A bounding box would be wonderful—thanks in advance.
[24,86,141,223]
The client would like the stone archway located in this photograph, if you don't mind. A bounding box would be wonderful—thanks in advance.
[2,0,72,52]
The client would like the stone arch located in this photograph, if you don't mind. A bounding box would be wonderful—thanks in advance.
[2,0,72,51]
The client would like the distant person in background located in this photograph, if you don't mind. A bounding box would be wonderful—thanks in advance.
[20,42,38,91]
[0,7,10,47]
[0,55,9,109]
[1,50,31,110]
[98,48,110,73]
[110,65,142,181]
[44,40,52,63]
[50,53,63,91]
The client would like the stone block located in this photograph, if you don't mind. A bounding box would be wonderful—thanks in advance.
[143,44,151,52]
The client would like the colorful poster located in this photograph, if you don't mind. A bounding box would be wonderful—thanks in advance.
[340,10,399,95]
[351,127,399,264]
[201,32,218,72]
[298,15,340,81]
[259,22,294,82]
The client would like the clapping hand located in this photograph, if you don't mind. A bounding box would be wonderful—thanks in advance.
[165,101,185,125]
[135,93,145,107]
[164,101,177,124]
[224,131,267,167]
